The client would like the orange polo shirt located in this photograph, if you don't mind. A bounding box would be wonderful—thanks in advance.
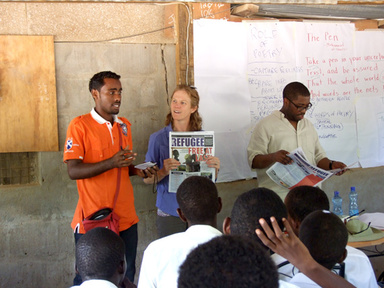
[63,109,139,234]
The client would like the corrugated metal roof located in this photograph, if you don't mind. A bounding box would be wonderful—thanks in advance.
[231,4,384,21]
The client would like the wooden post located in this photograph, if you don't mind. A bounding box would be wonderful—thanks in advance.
[168,3,230,86]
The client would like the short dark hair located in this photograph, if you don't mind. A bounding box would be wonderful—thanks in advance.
[283,81,310,100]
[178,235,279,288]
[285,186,330,223]
[76,227,125,280]
[89,71,121,92]
[230,188,287,248]
[299,210,348,270]
[176,176,219,223]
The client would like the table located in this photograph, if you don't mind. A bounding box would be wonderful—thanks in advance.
[348,236,384,248]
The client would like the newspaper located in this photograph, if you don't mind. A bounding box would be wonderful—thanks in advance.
[359,213,384,230]
[168,131,215,192]
[266,147,339,189]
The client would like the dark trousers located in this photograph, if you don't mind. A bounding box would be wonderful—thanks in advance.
[73,224,138,285]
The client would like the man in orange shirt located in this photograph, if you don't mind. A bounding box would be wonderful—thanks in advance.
[64,71,148,285]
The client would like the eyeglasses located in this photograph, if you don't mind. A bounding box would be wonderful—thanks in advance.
[343,209,365,224]
[286,97,312,111]
[348,221,371,235]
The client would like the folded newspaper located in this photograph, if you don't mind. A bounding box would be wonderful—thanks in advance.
[266,147,339,189]
[168,131,216,193]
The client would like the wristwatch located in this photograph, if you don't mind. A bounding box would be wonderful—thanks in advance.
[329,160,334,170]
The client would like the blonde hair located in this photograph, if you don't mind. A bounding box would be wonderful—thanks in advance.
[165,85,202,131]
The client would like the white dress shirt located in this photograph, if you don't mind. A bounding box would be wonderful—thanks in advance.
[71,279,118,288]
[272,246,378,288]
[138,224,222,288]
[247,110,327,197]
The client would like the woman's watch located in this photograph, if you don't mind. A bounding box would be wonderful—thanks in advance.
[329,160,334,170]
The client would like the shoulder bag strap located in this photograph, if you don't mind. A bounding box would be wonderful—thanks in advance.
[112,124,123,210]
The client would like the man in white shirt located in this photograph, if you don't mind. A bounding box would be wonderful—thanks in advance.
[137,176,222,288]
[247,81,346,199]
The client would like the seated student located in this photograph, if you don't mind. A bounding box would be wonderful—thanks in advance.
[137,176,222,288]
[290,210,348,287]
[71,227,136,288]
[285,186,330,236]
[224,188,357,288]
[284,186,378,288]
[273,185,330,280]
[178,235,280,288]
[256,216,356,288]
[223,187,287,249]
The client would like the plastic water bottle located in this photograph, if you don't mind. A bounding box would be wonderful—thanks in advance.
[332,191,343,216]
[349,186,359,216]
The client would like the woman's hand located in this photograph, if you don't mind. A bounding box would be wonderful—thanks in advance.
[162,158,181,175]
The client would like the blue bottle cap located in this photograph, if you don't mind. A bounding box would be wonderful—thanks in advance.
[334,191,339,196]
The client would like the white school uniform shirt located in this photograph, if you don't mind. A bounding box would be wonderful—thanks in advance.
[71,279,118,288]
[290,273,321,288]
[279,280,301,288]
[343,245,379,288]
[272,246,379,288]
[138,224,222,288]
[271,253,294,282]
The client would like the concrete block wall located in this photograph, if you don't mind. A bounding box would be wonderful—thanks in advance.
[1,40,176,287]
[0,2,176,287]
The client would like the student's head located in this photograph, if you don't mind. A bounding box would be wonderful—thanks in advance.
[223,188,287,249]
[285,185,330,236]
[165,85,202,131]
[176,176,222,226]
[178,235,279,288]
[75,227,126,286]
[299,210,348,270]
[89,71,121,93]
[281,81,312,122]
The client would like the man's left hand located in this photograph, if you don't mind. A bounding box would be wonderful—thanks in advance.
[332,161,347,176]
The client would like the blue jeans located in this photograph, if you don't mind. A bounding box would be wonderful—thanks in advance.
[73,224,138,285]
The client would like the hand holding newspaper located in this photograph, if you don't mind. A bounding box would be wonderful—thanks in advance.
[168,131,216,192]
[266,147,351,189]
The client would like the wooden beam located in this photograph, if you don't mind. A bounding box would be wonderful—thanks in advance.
[232,4,259,18]
[175,3,193,85]
[165,3,192,86]
[170,3,231,86]
[353,19,378,30]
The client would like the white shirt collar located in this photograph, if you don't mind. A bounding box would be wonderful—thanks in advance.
[91,108,122,125]
[71,279,118,288]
